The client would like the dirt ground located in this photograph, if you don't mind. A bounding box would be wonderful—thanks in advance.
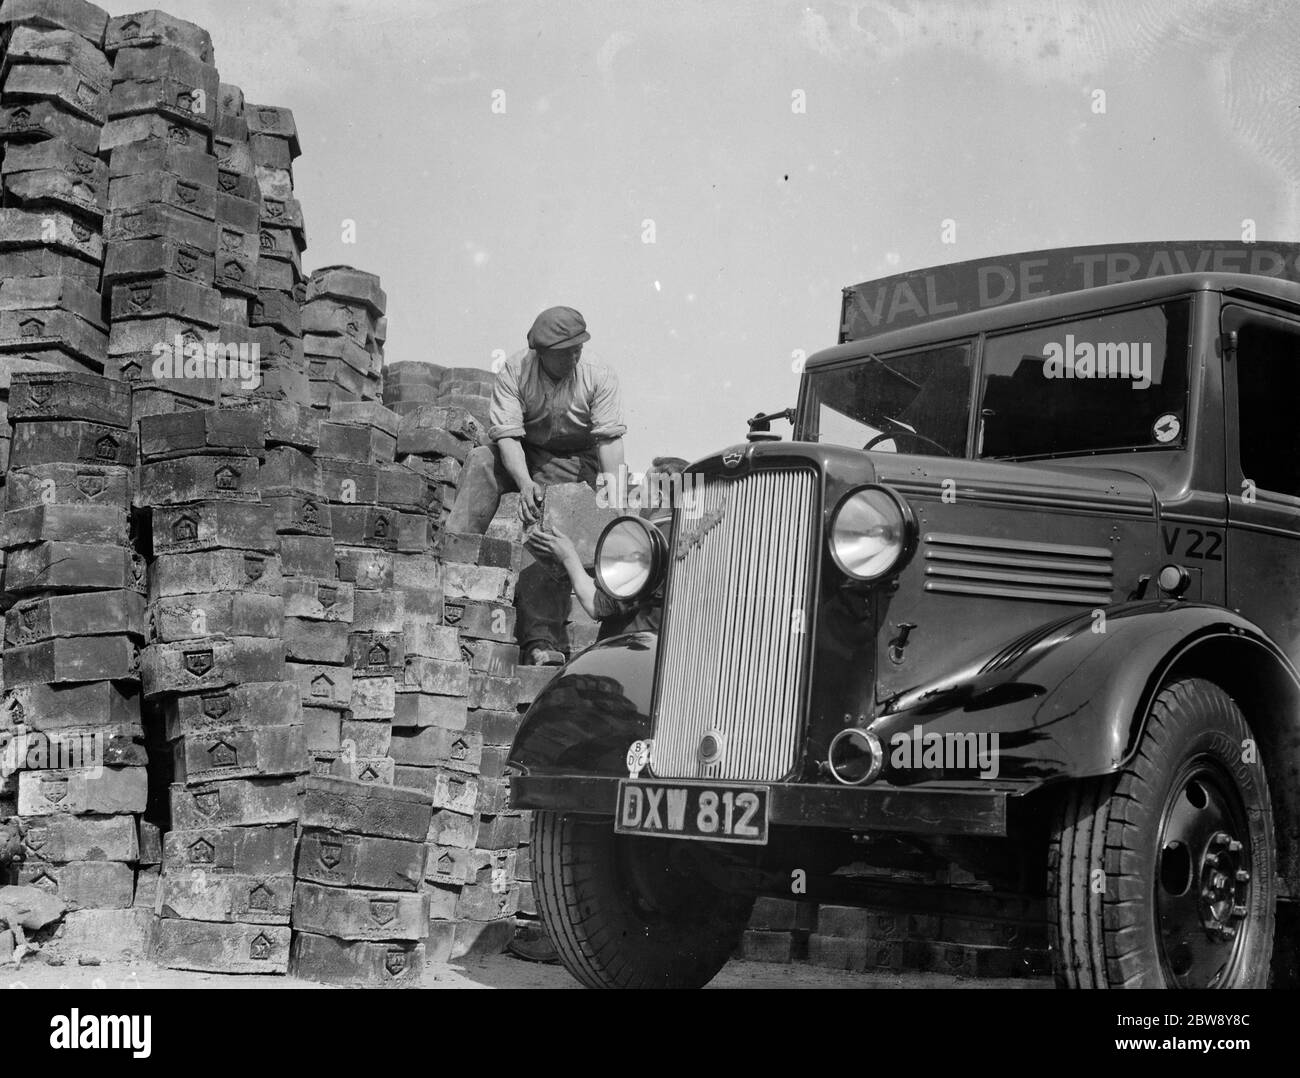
[2,953,1052,989]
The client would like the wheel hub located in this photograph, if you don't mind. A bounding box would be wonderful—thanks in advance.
[1197,830,1251,940]
[1155,767,1254,987]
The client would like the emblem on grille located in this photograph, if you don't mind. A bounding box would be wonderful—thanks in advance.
[723,450,743,468]
[674,503,726,560]
[626,739,652,780]
[698,730,725,766]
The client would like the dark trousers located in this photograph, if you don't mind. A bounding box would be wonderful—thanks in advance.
[446,441,599,655]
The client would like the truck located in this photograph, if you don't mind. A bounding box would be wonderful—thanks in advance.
[508,242,1300,989]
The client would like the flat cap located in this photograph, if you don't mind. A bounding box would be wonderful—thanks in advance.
[527,305,589,351]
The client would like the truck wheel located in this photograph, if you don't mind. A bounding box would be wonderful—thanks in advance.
[1048,677,1275,988]
[532,810,756,988]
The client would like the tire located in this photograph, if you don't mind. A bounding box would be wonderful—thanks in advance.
[1048,677,1276,988]
[532,810,756,988]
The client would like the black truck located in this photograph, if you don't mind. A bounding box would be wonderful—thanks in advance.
[509,242,1300,989]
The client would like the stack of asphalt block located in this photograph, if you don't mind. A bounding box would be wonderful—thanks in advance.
[385,376,475,533]
[297,397,404,786]
[139,404,303,975]
[243,99,305,406]
[382,360,493,426]
[0,2,110,383]
[99,8,225,416]
[375,385,525,958]
[2,370,153,950]
[290,774,431,987]
[303,264,381,408]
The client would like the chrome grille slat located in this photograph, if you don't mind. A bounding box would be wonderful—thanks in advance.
[651,468,816,782]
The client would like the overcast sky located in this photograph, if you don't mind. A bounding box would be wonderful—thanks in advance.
[98,0,1300,468]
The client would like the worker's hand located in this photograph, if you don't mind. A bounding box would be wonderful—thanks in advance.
[517,479,543,524]
[526,526,578,566]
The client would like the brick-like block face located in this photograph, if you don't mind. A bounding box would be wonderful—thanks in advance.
[296,829,426,892]
[292,881,430,941]
[172,725,307,785]
[150,501,278,555]
[152,920,291,974]
[162,681,301,738]
[140,637,285,697]
[161,821,295,873]
[169,777,301,829]
[300,775,432,841]
[289,932,424,989]
[156,873,295,925]
[20,814,139,863]
[9,421,137,469]
[5,462,132,511]
[4,681,139,732]
[748,896,818,933]
[18,767,147,816]
[4,590,145,647]
[18,861,135,911]
[536,482,618,565]
[8,371,131,427]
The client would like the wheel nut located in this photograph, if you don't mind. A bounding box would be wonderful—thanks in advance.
[1235,869,1251,883]
[1211,872,1227,889]
[1227,839,1243,853]
[1232,903,1248,918]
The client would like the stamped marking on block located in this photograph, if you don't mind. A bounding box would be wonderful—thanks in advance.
[201,693,230,719]
[318,839,342,869]
[193,789,220,817]
[369,898,397,926]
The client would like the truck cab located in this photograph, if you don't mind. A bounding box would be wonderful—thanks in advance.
[510,256,1300,989]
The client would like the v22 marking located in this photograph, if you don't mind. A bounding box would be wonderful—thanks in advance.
[1161,526,1223,561]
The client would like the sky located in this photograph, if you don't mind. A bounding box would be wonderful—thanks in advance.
[96,0,1300,468]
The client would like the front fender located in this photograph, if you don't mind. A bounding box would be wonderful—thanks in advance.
[868,600,1298,783]
[508,631,657,777]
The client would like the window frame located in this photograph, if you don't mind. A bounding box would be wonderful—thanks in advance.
[1222,302,1300,508]
[974,295,1195,462]
[796,334,981,456]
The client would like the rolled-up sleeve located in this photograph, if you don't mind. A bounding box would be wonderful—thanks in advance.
[592,588,634,621]
[488,355,527,441]
[588,364,627,442]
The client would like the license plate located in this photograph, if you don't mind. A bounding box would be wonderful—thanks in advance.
[614,780,769,845]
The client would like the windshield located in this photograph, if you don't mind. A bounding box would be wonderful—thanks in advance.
[802,298,1192,461]
[801,343,973,456]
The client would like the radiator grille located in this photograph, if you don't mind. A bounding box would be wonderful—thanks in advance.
[650,467,816,782]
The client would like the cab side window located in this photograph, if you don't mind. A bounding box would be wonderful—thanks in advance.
[1237,322,1300,499]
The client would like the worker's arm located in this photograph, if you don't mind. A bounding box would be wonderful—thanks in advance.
[525,527,599,618]
[588,364,627,498]
[488,355,543,523]
[497,436,542,523]
[595,436,625,490]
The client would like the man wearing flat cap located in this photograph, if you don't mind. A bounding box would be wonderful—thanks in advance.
[447,305,627,665]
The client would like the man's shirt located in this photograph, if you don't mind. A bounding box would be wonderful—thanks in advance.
[488,349,626,452]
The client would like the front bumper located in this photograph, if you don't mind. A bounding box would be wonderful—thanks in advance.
[511,774,1016,837]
